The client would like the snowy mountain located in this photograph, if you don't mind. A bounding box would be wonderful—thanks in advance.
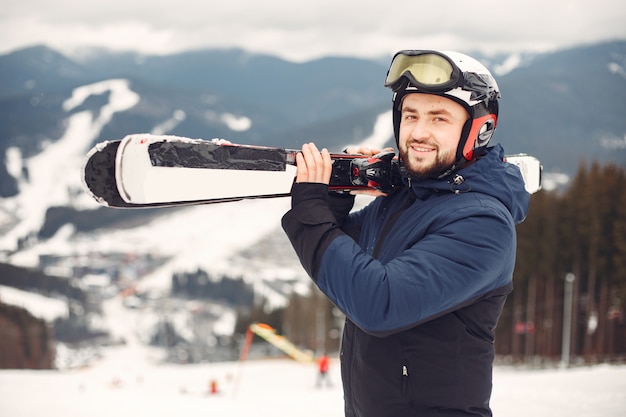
[1,41,625,367]
[0,77,287,364]
[0,73,389,278]
[2,41,626,191]
[0,71,390,365]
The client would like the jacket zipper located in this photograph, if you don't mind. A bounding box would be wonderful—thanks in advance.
[402,363,415,410]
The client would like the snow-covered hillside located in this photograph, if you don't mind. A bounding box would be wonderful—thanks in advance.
[0,79,387,359]
[0,80,139,250]
[1,287,625,417]
[0,284,68,321]
[0,78,391,290]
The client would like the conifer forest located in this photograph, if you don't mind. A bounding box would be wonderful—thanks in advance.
[495,162,626,364]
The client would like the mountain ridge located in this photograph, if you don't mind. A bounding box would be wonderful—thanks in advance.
[2,42,624,175]
[0,42,624,362]
[0,40,624,260]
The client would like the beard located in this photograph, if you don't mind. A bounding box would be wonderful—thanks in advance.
[399,140,456,179]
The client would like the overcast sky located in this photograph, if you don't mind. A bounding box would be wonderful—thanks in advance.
[2,0,626,61]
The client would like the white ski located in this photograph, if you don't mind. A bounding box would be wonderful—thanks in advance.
[115,134,298,205]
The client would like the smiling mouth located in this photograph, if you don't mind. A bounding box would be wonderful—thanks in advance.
[410,143,436,153]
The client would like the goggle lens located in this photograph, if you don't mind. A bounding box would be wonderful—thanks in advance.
[384,52,456,89]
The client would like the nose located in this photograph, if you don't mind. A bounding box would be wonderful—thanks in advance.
[409,118,430,141]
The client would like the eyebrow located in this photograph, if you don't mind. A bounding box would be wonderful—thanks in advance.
[401,105,455,117]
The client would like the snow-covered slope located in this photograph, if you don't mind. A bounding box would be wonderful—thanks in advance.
[2,284,625,417]
[0,79,390,307]
[0,79,139,252]
[0,344,624,417]
[3,357,625,417]
[0,284,68,321]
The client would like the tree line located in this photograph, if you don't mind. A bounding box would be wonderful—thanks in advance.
[495,162,626,364]
[171,269,255,307]
[0,262,86,303]
[0,302,54,368]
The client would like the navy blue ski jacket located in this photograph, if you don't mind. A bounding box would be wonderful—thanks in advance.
[282,144,530,417]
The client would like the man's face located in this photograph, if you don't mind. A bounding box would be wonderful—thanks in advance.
[398,93,468,178]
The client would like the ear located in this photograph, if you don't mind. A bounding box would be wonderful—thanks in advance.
[462,114,497,160]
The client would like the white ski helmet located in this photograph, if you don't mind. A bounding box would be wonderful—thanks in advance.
[385,50,501,175]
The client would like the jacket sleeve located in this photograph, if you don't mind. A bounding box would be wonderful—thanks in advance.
[281,182,354,280]
[284,185,517,338]
[315,198,517,337]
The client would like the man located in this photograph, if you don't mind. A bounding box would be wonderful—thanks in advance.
[282,50,530,416]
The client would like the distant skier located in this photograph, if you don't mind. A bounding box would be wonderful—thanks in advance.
[316,354,332,388]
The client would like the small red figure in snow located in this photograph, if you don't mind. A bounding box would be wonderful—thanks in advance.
[316,354,332,388]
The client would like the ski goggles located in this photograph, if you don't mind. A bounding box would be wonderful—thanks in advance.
[384,51,461,91]
[384,50,497,100]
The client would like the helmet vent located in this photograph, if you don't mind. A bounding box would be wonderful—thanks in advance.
[477,119,496,146]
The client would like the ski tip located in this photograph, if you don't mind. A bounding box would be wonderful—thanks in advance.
[82,140,126,207]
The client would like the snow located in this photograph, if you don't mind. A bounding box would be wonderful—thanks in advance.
[600,133,626,150]
[151,109,187,135]
[541,171,571,192]
[2,286,625,416]
[1,73,609,417]
[0,77,388,312]
[0,79,139,253]
[608,61,626,79]
[493,53,524,76]
[2,285,625,417]
[4,146,22,179]
[0,78,307,310]
[0,284,69,321]
[491,365,626,416]
[344,110,393,150]
[221,113,252,132]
